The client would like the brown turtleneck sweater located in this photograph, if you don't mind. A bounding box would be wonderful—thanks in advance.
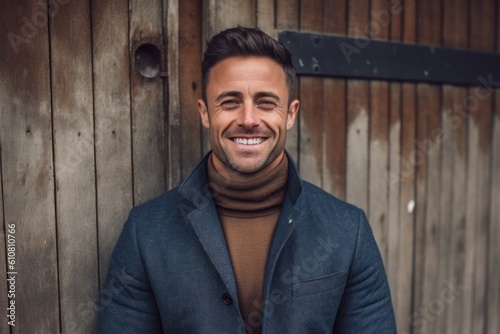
[207,153,288,334]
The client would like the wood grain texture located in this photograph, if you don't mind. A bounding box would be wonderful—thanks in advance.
[387,80,401,310]
[395,2,417,331]
[396,82,416,334]
[346,0,370,211]
[386,0,403,315]
[488,88,500,334]
[178,0,203,180]
[0,145,8,334]
[442,1,468,333]
[488,10,500,331]
[166,0,182,189]
[323,0,347,200]
[276,0,300,162]
[50,1,99,332]
[178,0,203,179]
[0,1,60,332]
[130,0,166,202]
[469,1,495,332]
[299,0,324,187]
[91,0,133,285]
[414,3,443,332]
[368,0,390,266]
[447,87,468,334]
[256,0,275,35]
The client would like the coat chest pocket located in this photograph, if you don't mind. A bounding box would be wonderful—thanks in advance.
[292,270,347,297]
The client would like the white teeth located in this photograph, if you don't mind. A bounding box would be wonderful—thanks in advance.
[233,138,264,145]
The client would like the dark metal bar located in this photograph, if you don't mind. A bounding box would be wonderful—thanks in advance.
[279,31,500,87]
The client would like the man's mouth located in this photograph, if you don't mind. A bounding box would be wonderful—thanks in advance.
[232,137,265,145]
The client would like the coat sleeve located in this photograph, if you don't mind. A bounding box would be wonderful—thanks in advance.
[332,209,397,333]
[97,210,163,333]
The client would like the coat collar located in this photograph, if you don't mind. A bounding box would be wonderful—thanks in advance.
[178,150,304,305]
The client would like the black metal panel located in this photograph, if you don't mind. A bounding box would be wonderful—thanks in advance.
[279,31,500,87]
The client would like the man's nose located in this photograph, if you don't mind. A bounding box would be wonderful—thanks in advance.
[238,103,259,128]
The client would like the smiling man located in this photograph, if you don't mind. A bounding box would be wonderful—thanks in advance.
[98,27,396,334]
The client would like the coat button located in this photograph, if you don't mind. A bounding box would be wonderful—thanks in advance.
[222,293,233,305]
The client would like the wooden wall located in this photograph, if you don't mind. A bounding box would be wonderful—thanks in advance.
[0,0,498,333]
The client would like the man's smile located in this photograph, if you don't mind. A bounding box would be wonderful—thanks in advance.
[231,137,266,145]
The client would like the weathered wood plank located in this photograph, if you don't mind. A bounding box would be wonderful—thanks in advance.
[166,0,181,188]
[442,1,468,332]
[130,0,166,202]
[256,0,275,35]
[387,80,401,309]
[413,3,442,332]
[368,79,389,262]
[323,0,347,200]
[50,1,99,332]
[395,1,417,331]
[0,149,8,334]
[396,83,417,333]
[178,0,203,180]
[346,0,370,211]
[276,0,300,162]
[368,0,390,265]
[299,0,324,187]
[386,0,403,314]
[487,8,500,331]
[0,1,59,332]
[469,1,495,332]
[91,0,134,285]
[488,88,500,334]
[421,85,442,334]
[447,87,468,334]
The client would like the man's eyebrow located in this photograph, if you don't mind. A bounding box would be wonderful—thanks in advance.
[254,91,281,102]
[215,91,243,102]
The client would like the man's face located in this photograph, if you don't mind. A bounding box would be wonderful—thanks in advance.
[198,56,299,174]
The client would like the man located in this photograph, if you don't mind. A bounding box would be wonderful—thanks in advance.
[98,27,396,333]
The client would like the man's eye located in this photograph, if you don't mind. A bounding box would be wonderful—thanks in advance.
[258,100,276,108]
[221,100,239,107]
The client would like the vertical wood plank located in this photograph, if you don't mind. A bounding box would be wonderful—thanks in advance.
[91,0,133,285]
[256,0,275,35]
[468,1,495,332]
[442,1,468,333]
[130,0,166,202]
[299,0,324,187]
[447,87,468,334]
[387,0,403,316]
[487,9,500,332]
[414,3,442,334]
[0,1,59,332]
[178,0,203,180]
[0,151,8,334]
[488,88,500,334]
[276,0,300,162]
[166,0,182,188]
[395,0,417,331]
[368,0,390,265]
[50,1,99,332]
[323,0,347,200]
[346,0,370,211]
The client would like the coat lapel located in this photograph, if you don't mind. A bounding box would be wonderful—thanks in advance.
[178,155,239,301]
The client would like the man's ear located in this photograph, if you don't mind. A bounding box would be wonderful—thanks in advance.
[197,99,210,129]
[286,99,300,130]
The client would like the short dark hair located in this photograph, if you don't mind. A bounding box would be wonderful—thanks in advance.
[201,26,296,104]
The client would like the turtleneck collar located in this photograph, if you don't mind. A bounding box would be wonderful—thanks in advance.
[207,152,289,218]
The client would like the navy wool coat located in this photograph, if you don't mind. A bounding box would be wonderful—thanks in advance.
[98,152,397,333]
